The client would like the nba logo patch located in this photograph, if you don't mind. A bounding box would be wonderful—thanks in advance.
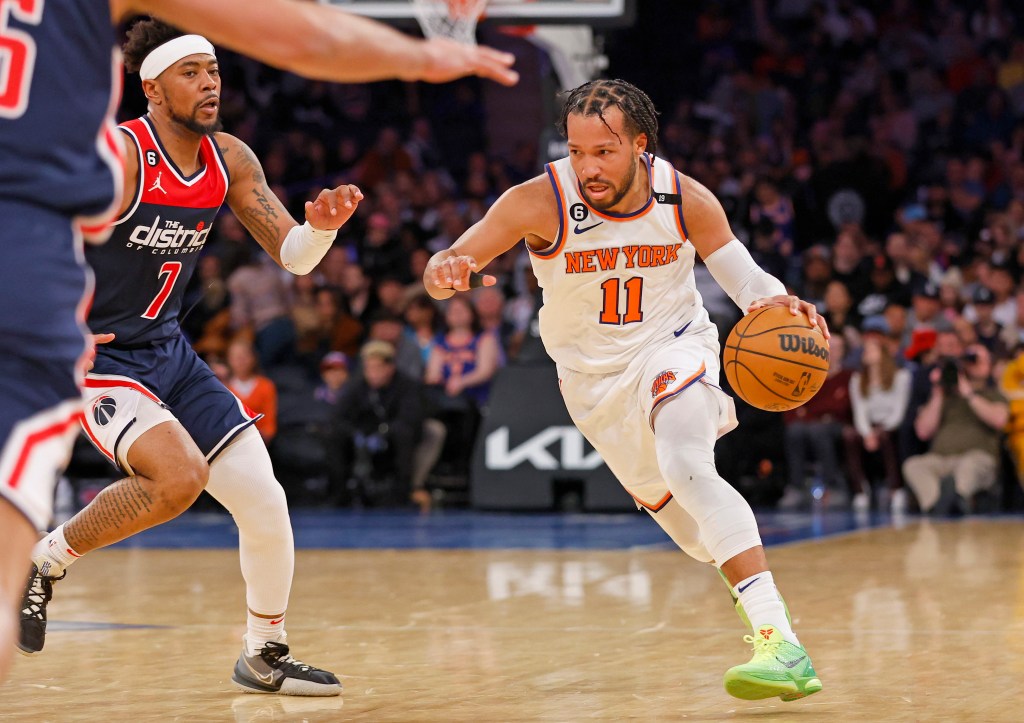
[651,371,677,398]
[92,396,117,426]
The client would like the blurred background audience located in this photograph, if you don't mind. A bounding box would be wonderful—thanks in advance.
[96,0,1024,511]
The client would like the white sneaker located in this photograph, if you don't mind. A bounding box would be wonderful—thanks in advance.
[852,491,870,512]
[890,488,908,515]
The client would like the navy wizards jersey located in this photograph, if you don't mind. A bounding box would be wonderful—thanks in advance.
[87,116,229,345]
[0,0,122,235]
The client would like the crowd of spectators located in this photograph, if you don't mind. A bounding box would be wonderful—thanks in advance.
[85,1,1024,514]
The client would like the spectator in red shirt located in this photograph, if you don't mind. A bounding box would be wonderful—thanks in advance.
[226,339,279,444]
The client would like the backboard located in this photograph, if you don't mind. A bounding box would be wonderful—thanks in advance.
[324,0,635,27]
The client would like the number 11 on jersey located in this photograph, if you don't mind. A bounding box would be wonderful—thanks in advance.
[599,277,644,325]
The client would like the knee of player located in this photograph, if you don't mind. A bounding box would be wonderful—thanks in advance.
[157,452,209,508]
[655,444,717,482]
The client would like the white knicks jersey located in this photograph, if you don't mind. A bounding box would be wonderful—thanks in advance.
[528,154,708,374]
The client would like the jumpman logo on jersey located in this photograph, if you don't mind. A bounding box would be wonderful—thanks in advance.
[147,171,167,195]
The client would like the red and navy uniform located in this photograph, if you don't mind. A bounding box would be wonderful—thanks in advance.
[85,116,259,461]
[0,0,122,527]
[88,115,229,345]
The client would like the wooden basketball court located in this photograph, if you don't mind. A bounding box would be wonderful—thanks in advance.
[2,515,1022,721]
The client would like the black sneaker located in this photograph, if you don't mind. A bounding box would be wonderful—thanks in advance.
[232,641,342,696]
[18,564,64,655]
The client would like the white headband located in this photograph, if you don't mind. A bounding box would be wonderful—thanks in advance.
[139,35,216,81]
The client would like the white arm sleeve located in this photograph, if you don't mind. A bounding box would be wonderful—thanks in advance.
[703,238,786,313]
[279,221,337,275]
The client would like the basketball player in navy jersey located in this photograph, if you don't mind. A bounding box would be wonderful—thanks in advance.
[12,21,370,695]
[425,81,828,701]
[2,0,516,689]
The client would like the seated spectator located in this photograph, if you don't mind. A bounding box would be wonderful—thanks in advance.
[296,286,363,364]
[472,285,514,359]
[968,286,1009,358]
[339,263,379,326]
[226,339,278,444]
[289,273,322,350]
[358,213,407,283]
[848,321,913,513]
[1001,345,1024,487]
[228,249,296,369]
[328,341,425,507]
[314,351,350,406]
[425,295,501,410]
[425,295,501,476]
[782,335,854,509]
[404,294,440,368]
[182,254,232,358]
[903,344,1010,514]
[822,279,861,347]
[375,275,410,317]
[506,265,545,363]
[366,311,424,380]
[907,279,947,332]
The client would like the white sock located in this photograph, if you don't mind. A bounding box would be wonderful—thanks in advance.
[31,524,81,577]
[246,610,286,655]
[732,571,799,646]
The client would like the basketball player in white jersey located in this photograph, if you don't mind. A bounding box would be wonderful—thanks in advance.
[424,80,829,702]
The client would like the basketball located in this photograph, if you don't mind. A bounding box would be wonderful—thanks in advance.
[722,306,830,412]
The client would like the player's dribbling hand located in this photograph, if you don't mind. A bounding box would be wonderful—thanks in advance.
[85,333,115,372]
[418,38,519,87]
[305,184,364,231]
[430,254,496,292]
[747,294,831,339]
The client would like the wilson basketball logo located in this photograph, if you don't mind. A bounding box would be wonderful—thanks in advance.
[777,333,829,361]
[92,396,117,426]
[650,371,677,398]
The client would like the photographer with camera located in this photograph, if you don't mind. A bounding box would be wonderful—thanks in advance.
[903,344,1009,514]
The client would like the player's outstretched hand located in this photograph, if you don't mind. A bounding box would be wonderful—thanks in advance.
[305,184,364,231]
[418,38,518,86]
[747,294,830,340]
[85,332,115,372]
[430,254,496,292]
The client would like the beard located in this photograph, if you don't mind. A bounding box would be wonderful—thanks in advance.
[581,159,638,211]
[170,105,222,136]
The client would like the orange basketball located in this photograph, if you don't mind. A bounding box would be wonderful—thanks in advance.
[722,306,830,412]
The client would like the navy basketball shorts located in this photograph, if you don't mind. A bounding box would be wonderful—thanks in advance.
[0,356,82,530]
[0,200,92,529]
[82,334,260,474]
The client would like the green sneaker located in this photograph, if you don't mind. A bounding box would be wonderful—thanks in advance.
[723,625,822,702]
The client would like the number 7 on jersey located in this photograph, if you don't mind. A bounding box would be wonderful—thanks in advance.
[142,261,182,320]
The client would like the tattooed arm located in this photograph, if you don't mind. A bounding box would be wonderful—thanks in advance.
[218,133,362,269]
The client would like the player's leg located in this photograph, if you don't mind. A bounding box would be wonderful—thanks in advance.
[22,397,208,654]
[0,359,83,662]
[64,421,208,552]
[651,383,821,701]
[0,503,35,681]
[203,426,341,696]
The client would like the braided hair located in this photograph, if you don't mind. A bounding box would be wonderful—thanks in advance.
[556,79,659,155]
[123,19,184,74]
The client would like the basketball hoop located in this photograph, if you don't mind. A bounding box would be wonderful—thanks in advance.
[412,0,488,46]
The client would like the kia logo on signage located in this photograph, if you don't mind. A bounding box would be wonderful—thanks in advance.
[484,426,605,471]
